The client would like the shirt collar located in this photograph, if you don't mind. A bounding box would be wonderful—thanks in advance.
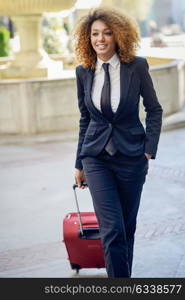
[96,53,120,71]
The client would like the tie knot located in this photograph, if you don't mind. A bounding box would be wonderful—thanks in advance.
[102,63,109,73]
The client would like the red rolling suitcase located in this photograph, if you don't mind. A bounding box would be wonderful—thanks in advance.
[63,184,105,273]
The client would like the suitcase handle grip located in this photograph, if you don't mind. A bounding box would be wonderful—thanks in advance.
[73,183,88,190]
[72,183,88,235]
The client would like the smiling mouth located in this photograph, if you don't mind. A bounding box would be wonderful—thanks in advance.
[96,44,107,49]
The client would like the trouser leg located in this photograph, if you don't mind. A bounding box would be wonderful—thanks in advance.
[113,153,148,275]
[116,181,144,275]
[82,156,130,278]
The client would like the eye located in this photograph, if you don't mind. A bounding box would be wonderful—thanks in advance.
[105,32,112,35]
[92,32,98,36]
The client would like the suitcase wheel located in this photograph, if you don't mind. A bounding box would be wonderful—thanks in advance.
[70,263,81,274]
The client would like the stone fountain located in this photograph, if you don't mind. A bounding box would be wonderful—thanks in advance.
[0,0,76,78]
[0,0,184,139]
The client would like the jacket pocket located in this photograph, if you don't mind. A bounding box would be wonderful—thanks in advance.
[85,127,97,136]
[129,127,145,135]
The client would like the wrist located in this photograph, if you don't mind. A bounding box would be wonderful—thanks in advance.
[75,168,83,172]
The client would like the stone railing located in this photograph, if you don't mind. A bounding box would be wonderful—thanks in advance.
[140,58,185,120]
[0,59,185,135]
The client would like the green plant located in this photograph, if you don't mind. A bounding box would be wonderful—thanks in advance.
[42,16,69,55]
[0,26,10,57]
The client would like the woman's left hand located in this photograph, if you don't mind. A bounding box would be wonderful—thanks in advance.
[144,153,152,160]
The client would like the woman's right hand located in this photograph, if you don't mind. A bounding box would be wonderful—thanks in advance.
[75,168,87,189]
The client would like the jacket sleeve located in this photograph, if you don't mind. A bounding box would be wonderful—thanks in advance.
[75,66,90,169]
[139,58,163,159]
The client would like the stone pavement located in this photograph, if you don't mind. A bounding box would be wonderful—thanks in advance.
[0,127,185,278]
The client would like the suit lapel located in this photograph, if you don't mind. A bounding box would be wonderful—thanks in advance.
[86,68,106,120]
[114,61,134,120]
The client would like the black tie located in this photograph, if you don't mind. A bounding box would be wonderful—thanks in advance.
[101,63,117,156]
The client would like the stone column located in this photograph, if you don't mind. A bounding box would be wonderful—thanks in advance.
[1,14,50,78]
[0,0,77,79]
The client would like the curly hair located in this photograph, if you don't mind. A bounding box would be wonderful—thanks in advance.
[73,7,141,69]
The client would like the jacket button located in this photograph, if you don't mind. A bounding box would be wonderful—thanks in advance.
[108,123,112,128]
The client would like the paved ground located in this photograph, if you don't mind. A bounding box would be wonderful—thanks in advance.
[0,127,185,278]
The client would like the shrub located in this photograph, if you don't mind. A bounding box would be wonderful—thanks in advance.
[0,26,10,57]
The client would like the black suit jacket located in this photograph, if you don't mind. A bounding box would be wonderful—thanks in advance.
[75,56,163,170]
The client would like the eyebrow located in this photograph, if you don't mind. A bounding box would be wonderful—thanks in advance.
[91,29,112,32]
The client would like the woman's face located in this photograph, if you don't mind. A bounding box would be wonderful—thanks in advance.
[90,19,116,61]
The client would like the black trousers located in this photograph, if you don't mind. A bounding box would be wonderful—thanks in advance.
[82,150,149,278]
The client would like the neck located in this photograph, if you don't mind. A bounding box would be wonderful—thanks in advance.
[97,52,116,62]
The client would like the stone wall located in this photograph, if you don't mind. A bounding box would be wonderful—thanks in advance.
[0,59,185,135]
[0,75,78,135]
[140,59,185,120]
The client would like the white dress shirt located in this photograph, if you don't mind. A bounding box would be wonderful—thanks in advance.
[91,53,120,113]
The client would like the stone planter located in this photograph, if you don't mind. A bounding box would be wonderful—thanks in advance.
[0,0,76,78]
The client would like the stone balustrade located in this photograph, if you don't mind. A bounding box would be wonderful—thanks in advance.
[0,59,185,135]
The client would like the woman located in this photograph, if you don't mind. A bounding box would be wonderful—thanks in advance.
[74,8,163,278]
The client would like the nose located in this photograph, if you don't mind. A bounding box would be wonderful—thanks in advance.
[97,33,105,42]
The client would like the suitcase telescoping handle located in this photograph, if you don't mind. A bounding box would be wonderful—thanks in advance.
[72,183,88,235]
